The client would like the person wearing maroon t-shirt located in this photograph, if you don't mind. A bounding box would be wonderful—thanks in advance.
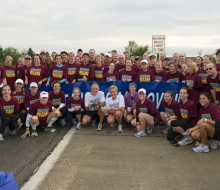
[21,91,59,138]
[167,87,198,146]
[40,51,47,66]
[119,59,136,81]
[94,55,106,81]
[115,54,126,73]
[51,52,57,65]
[167,62,183,82]
[0,85,21,141]
[25,54,48,86]
[102,62,119,82]
[206,63,220,104]
[61,51,68,66]
[48,82,67,127]
[46,55,68,85]
[160,91,179,134]
[216,50,220,74]
[75,53,95,82]
[65,52,77,83]
[148,55,156,71]
[4,56,17,91]
[132,56,143,73]
[103,53,111,68]
[177,53,186,73]
[67,87,85,129]
[187,93,220,153]
[0,65,6,91]
[24,82,41,111]
[153,61,167,82]
[136,60,154,82]
[163,58,170,72]
[181,63,187,81]
[194,56,203,68]
[131,88,160,137]
[17,55,32,82]
[112,53,119,64]
[88,49,97,66]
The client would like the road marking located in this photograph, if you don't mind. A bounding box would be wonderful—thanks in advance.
[21,127,75,190]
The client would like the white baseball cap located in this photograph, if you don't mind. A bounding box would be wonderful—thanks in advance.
[141,60,148,64]
[138,88,146,94]
[40,91,49,98]
[30,82,38,88]
[15,79,24,84]
[105,53,112,58]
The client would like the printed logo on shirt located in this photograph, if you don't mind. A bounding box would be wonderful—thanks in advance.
[139,108,148,113]
[15,96,25,104]
[201,114,212,120]
[130,100,136,107]
[122,75,132,81]
[71,104,80,108]
[177,69,183,73]
[186,80,194,90]
[107,76,116,82]
[52,70,63,78]
[110,102,119,108]
[139,75,150,82]
[30,99,39,105]
[3,105,15,114]
[30,69,41,76]
[210,83,220,92]
[199,73,208,82]
[155,76,162,81]
[95,71,103,79]
[68,68,76,75]
[90,98,101,111]
[52,98,61,106]
[165,108,174,116]
[169,78,179,82]
[6,70,15,78]
[36,109,49,118]
[182,72,187,76]
[79,68,89,76]
[180,109,188,119]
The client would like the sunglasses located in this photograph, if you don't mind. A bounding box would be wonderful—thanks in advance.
[22,53,27,55]
[206,68,213,71]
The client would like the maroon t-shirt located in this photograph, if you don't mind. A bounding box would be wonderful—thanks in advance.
[119,69,136,81]
[12,91,27,110]
[0,96,20,115]
[167,71,183,82]
[17,65,29,81]
[132,64,142,73]
[153,70,167,81]
[197,67,210,93]
[162,99,180,116]
[62,62,68,66]
[199,103,220,120]
[0,66,6,84]
[185,73,202,104]
[4,66,17,90]
[179,99,198,126]
[216,64,220,74]
[177,63,183,73]
[136,70,154,82]
[24,91,41,109]
[136,98,160,122]
[49,90,66,108]
[66,63,78,82]
[49,65,68,84]
[94,65,106,81]
[67,97,85,114]
[102,72,119,82]
[163,66,169,73]
[29,100,52,121]
[207,74,220,102]
[115,64,126,73]
[26,65,49,84]
[148,65,155,71]
[76,63,95,81]
[89,60,97,66]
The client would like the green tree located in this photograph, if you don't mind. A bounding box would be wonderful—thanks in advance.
[124,41,151,56]
[124,41,138,55]
[27,47,35,58]
[3,46,21,65]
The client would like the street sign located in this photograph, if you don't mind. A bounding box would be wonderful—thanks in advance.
[152,35,166,54]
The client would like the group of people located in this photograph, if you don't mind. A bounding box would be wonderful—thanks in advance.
[0,48,220,154]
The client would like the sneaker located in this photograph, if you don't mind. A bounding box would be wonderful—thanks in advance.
[110,123,117,128]
[97,123,102,131]
[10,130,16,135]
[0,134,4,141]
[118,125,123,133]
[192,144,209,153]
[134,127,138,132]
[92,119,96,127]
[209,140,219,149]
[163,127,170,134]
[76,122,82,130]
[50,128,57,133]
[61,119,66,127]
[32,131,38,137]
[146,126,153,134]
[178,136,193,145]
[44,127,51,132]
[134,130,146,137]
[72,119,77,127]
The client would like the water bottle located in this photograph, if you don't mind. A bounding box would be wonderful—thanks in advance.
[104,106,108,116]
[164,114,170,121]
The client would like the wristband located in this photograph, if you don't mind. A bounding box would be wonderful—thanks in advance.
[204,118,207,123]
[136,122,140,125]
[26,127,29,130]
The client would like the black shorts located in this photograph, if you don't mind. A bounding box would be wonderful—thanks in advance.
[38,120,47,127]
[213,128,220,140]
[170,120,193,131]
[84,110,99,119]
[59,106,67,118]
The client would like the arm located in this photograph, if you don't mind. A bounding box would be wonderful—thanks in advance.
[211,89,216,102]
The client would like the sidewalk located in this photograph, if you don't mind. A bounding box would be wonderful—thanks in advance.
[33,124,220,190]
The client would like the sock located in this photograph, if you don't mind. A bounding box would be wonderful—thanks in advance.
[30,123,37,131]
[47,117,58,127]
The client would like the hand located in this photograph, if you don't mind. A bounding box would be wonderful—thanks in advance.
[21,129,30,138]
[21,110,26,113]
[17,118,21,125]
[155,80,160,82]
[198,50,203,56]
[38,80,43,85]
[74,106,80,111]
[186,128,192,135]
[167,80,170,83]
[72,80,76,83]
[83,76,87,82]
[46,82,50,86]
[65,81,69,84]
[197,119,204,125]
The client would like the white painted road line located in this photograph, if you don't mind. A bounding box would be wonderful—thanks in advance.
[21,127,75,190]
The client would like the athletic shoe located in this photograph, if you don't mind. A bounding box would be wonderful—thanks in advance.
[76,122,82,130]
[61,119,66,127]
[92,119,96,127]
[110,123,117,128]
[10,130,16,135]
[72,119,77,127]
[134,130,146,137]
[118,125,123,133]
[0,134,4,141]
[134,127,138,132]
[178,137,193,145]
[32,131,38,137]
[97,123,102,131]
[146,126,153,134]
[44,127,50,132]
[163,127,170,134]
[50,128,57,133]
[192,144,209,153]
[209,140,219,149]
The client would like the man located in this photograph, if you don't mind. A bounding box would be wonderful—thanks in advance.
[163,58,170,72]
[61,51,68,65]
[17,55,32,81]
[177,53,186,71]
[103,53,111,67]
[40,51,46,65]
[132,56,143,73]
[160,53,166,63]
[215,50,220,71]
[166,62,183,82]
[148,55,156,70]
[88,49,96,66]
[112,53,119,64]
[66,52,78,83]
[115,54,126,72]
[21,50,28,58]
[119,59,136,81]
[130,55,135,63]
[21,91,58,138]
[123,51,129,60]
[51,52,57,65]
[82,82,105,131]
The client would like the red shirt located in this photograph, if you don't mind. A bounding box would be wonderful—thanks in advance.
[94,65,106,81]
[163,66,169,72]
[49,65,68,84]
[115,64,126,73]
[0,66,6,84]
[66,63,78,82]
[132,64,142,73]
[4,66,17,90]
[148,65,155,71]
[199,103,220,121]
[89,60,97,66]
[76,63,95,81]
[167,71,183,82]
[207,73,220,102]
[29,100,52,121]
[119,69,136,81]
[177,63,183,73]
[136,70,154,82]
[197,67,210,93]
[0,96,20,115]
[17,65,29,81]
[12,91,27,110]
[153,70,167,81]
[49,90,66,108]
[24,91,41,109]
[162,99,180,116]
[67,97,85,114]
[102,72,119,82]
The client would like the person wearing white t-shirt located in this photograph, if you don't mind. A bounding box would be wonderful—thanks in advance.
[105,85,125,132]
[82,82,105,131]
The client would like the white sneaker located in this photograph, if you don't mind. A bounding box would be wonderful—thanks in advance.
[134,130,146,137]
[0,134,4,141]
[146,126,153,134]
[61,119,66,127]
[192,144,209,153]
[118,125,123,133]
[97,123,102,131]
[76,122,82,130]
[163,127,170,134]
[209,140,219,149]
[10,130,16,135]
[178,136,193,145]
[110,123,117,128]
[92,119,96,127]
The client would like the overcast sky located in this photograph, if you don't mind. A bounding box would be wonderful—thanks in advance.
[1,0,220,56]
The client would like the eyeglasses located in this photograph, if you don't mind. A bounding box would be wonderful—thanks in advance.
[22,53,27,55]
[206,68,213,71]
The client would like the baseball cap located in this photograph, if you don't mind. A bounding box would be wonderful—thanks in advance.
[61,51,68,55]
[138,88,146,94]
[24,55,32,60]
[82,53,89,57]
[77,49,82,52]
[30,82,38,88]
[141,60,148,64]
[135,56,143,61]
[40,91,49,98]
[15,79,24,84]
[164,58,170,61]
[105,53,112,58]
[149,55,156,59]
[40,50,46,55]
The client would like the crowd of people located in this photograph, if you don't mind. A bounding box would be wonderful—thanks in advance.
[0,48,220,154]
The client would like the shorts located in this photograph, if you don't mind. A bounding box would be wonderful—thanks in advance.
[84,110,99,119]
[170,120,193,131]
[215,120,220,128]
[213,128,220,140]
[38,120,47,127]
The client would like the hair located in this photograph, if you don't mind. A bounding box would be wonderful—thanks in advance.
[173,53,179,56]
[216,50,220,57]
[203,54,212,61]
[126,59,132,63]
[179,53,186,57]
[156,60,162,65]
[168,62,177,69]
[14,82,25,92]
[89,49,95,53]
[109,85,118,92]
[95,54,102,60]
[91,81,99,88]
[18,57,25,63]
[164,90,174,97]
[55,54,62,60]
[5,56,13,61]
[100,53,104,56]
[179,87,189,94]
[187,62,198,73]
[200,92,211,100]
[194,56,203,61]
[111,50,117,54]
[52,52,57,55]
[2,84,11,92]
[68,52,75,57]
[34,54,40,59]
[72,87,81,94]
[52,81,61,87]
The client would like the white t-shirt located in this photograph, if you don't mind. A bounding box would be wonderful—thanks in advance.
[85,91,105,111]
[106,94,125,108]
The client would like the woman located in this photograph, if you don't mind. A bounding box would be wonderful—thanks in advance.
[67,87,85,130]
[160,90,179,134]
[153,60,167,82]
[123,83,139,123]
[187,93,220,153]
[166,62,183,82]
[119,59,136,81]
[74,56,81,65]
[17,57,25,67]
[66,52,78,83]
[0,85,21,141]
[102,62,119,82]
[194,56,203,68]
[136,60,154,82]
[181,63,188,81]
[12,79,27,123]
[105,85,125,132]
[94,54,106,81]
[143,53,149,61]
[131,88,160,137]
[167,87,198,146]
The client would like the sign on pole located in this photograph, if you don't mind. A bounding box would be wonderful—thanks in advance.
[152,35,166,54]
